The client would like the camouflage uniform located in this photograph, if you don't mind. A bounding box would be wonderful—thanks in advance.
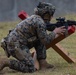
[1,14,56,72]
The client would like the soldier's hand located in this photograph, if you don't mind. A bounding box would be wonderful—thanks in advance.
[53,26,66,35]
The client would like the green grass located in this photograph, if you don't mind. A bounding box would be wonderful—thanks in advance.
[0,16,76,75]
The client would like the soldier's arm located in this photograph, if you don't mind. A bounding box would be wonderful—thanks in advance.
[36,17,56,45]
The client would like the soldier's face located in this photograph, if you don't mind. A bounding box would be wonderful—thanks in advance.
[43,13,52,23]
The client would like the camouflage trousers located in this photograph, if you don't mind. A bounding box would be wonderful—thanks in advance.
[8,45,35,73]
[7,40,46,73]
[32,40,46,60]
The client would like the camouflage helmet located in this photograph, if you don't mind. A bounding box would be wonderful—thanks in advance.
[34,2,55,17]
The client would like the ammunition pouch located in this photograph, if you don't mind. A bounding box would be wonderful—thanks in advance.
[1,37,10,57]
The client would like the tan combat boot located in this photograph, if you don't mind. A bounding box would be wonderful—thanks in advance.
[0,58,10,71]
[39,59,54,70]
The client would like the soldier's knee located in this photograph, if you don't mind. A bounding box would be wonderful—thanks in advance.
[10,59,36,73]
[20,64,36,73]
[28,68,36,73]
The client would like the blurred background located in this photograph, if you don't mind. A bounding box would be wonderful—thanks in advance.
[0,0,76,21]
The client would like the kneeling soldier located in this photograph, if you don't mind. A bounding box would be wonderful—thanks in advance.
[0,2,66,73]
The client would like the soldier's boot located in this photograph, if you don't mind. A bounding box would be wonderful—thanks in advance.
[39,59,54,70]
[0,58,10,71]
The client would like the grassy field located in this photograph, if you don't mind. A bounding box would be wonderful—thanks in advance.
[0,15,76,75]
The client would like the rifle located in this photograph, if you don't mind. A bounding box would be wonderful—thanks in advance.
[46,17,76,31]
